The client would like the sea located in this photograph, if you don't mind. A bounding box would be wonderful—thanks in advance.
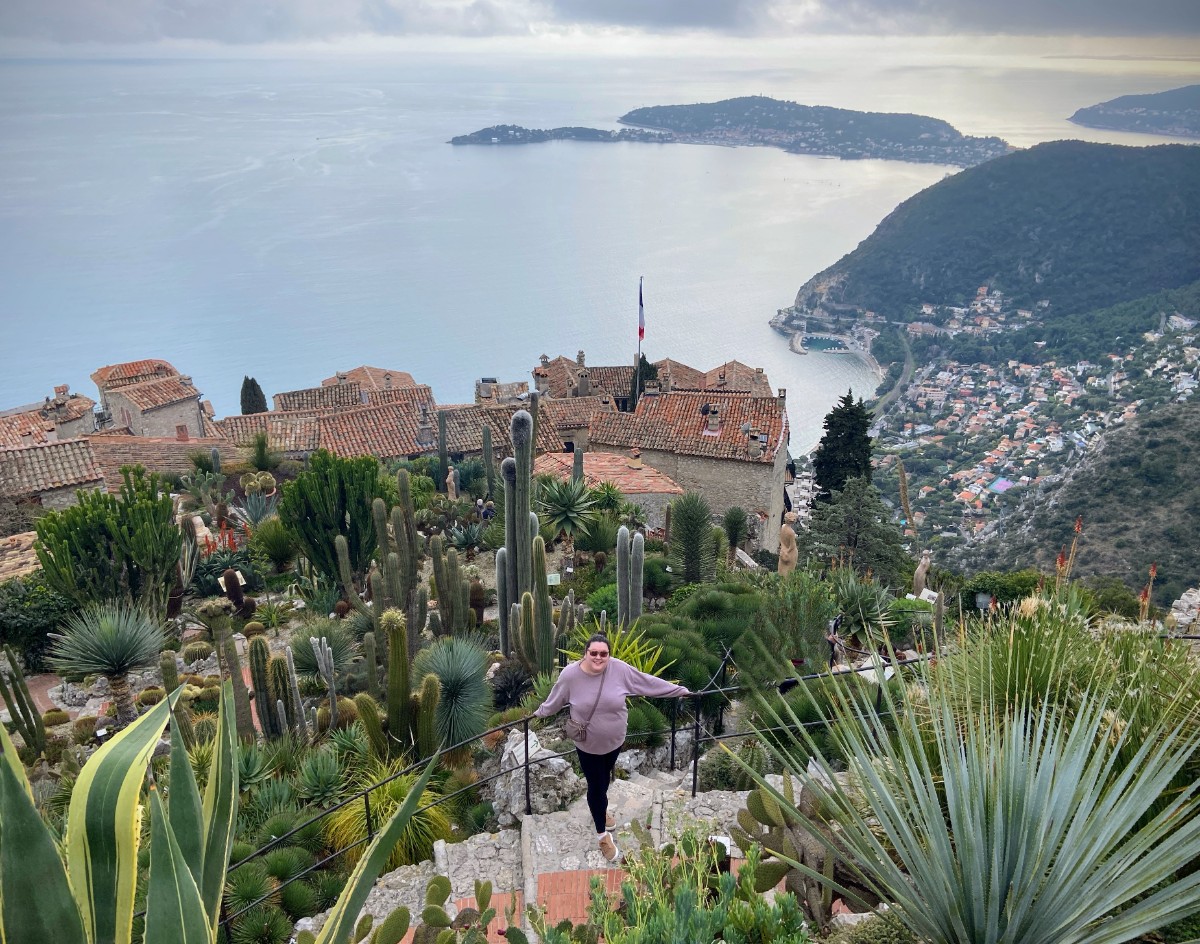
[0,38,1195,452]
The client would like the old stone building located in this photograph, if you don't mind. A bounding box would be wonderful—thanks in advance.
[91,359,208,439]
[0,385,96,448]
[0,439,105,511]
[587,389,790,552]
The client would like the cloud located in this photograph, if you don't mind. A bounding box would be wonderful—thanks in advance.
[0,0,1196,44]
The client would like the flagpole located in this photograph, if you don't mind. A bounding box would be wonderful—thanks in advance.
[635,276,644,404]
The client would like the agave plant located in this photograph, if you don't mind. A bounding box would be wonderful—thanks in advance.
[589,481,624,514]
[748,651,1200,942]
[829,567,894,651]
[47,602,167,725]
[537,476,598,540]
[230,492,279,529]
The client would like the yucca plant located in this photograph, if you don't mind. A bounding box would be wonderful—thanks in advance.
[47,602,167,725]
[412,637,492,765]
[667,492,717,584]
[748,650,1200,942]
[537,475,598,540]
[289,619,359,679]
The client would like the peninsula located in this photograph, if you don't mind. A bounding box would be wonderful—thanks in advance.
[1068,84,1200,138]
[451,95,1013,167]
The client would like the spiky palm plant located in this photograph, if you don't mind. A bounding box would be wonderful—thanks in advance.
[537,476,598,541]
[589,481,624,514]
[721,506,749,562]
[47,602,166,725]
[750,652,1200,942]
[667,492,717,585]
[412,637,491,766]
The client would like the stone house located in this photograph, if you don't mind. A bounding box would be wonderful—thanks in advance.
[539,396,617,453]
[91,359,207,439]
[0,439,105,511]
[533,451,683,530]
[0,385,96,448]
[321,366,418,392]
[587,389,790,552]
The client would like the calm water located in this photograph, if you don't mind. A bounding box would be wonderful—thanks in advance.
[1,46,1195,451]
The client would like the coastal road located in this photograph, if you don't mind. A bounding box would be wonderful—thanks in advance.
[873,331,914,421]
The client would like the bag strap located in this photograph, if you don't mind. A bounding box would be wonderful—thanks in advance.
[577,665,608,724]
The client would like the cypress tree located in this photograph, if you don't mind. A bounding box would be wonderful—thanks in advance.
[240,376,268,415]
[812,390,873,502]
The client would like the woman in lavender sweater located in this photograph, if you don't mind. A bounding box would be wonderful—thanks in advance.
[534,633,691,862]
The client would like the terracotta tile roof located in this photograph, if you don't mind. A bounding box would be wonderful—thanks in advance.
[0,439,105,496]
[535,452,683,495]
[213,413,321,453]
[654,358,705,391]
[274,382,366,413]
[320,366,418,392]
[367,386,437,407]
[588,392,787,464]
[540,396,617,431]
[88,435,240,488]
[0,531,40,582]
[90,359,178,390]
[585,366,634,399]
[704,361,773,396]
[532,355,632,401]
[116,377,201,412]
[0,392,96,448]
[439,404,560,457]
[317,399,438,460]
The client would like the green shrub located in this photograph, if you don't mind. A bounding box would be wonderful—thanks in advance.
[829,912,917,944]
[43,736,68,765]
[262,846,316,883]
[248,516,297,574]
[0,574,75,672]
[642,556,673,597]
[666,583,702,611]
[41,709,70,727]
[278,879,320,920]
[223,861,277,915]
[585,583,619,617]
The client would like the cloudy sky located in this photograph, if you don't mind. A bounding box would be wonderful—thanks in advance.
[0,0,1197,46]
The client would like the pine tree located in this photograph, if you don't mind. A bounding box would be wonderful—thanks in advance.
[627,354,658,412]
[812,390,873,502]
[802,477,908,587]
[240,376,268,415]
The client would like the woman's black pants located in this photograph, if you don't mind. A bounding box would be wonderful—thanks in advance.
[576,746,620,833]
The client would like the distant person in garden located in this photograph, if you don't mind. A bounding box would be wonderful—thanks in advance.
[534,633,691,863]
[482,500,496,521]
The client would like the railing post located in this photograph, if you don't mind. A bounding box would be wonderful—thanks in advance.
[522,716,532,816]
[364,788,374,841]
[669,697,678,770]
[690,694,701,798]
[716,655,729,735]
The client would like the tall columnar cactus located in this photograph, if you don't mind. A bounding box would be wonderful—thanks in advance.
[0,645,45,757]
[285,647,308,740]
[516,592,536,672]
[556,588,576,641]
[663,503,672,551]
[430,535,467,635]
[363,631,378,698]
[437,410,449,493]
[481,423,496,498]
[270,655,298,735]
[214,618,254,741]
[529,389,541,451]
[210,446,221,475]
[615,527,644,628]
[496,547,509,655]
[248,636,278,739]
[630,531,644,625]
[383,609,411,751]
[355,693,389,760]
[416,672,440,760]
[617,525,631,628]
[572,446,584,483]
[511,410,534,601]
[532,536,556,676]
[159,649,179,693]
[310,635,338,730]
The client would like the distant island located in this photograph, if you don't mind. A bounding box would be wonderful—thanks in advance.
[451,95,1013,167]
[1069,84,1200,138]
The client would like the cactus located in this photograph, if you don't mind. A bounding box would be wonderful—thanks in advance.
[159,649,179,692]
[310,635,338,730]
[248,636,279,738]
[512,411,534,601]
[363,631,379,698]
[215,618,254,741]
[496,547,509,655]
[209,446,221,475]
[427,611,443,638]
[617,525,631,628]
[572,446,584,483]
[663,503,672,551]
[416,672,440,760]
[429,535,463,635]
[356,693,389,759]
[0,645,46,757]
[286,647,308,740]
[532,536,556,676]
[384,609,410,752]
[481,423,496,498]
[275,700,289,738]
[529,389,540,452]
[437,410,449,492]
[171,703,196,750]
[269,656,296,732]
[630,531,644,625]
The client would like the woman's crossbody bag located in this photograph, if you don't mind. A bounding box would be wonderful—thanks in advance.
[563,668,607,743]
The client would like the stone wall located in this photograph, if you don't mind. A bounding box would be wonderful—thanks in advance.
[38,482,101,510]
[106,391,204,438]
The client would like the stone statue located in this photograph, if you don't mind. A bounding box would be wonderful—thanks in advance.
[913,549,932,597]
[445,464,458,500]
[778,512,798,577]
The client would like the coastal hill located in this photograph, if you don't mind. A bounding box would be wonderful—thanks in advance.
[1069,84,1200,138]
[952,397,1200,607]
[451,95,1011,167]
[619,96,1011,166]
[777,141,1200,326]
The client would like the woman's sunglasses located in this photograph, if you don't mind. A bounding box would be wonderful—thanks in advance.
[586,650,610,658]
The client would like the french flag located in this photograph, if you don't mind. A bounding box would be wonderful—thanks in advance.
[638,278,645,341]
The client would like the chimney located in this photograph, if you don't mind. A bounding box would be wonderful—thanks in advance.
[705,405,721,433]
[20,431,33,447]
[416,405,434,449]
[778,388,787,403]
[336,372,348,385]
[577,368,590,397]
[577,350,586,367]
[539,354,550,367]
[44,427,57,443]
[627,447,643,469]
[534,369,548,395]
[747,426,763,459]
[754,367,763,375]
[383,372,393,389]
[643,381,660,397]
[179,375,193,388]
[54,384,69,400]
